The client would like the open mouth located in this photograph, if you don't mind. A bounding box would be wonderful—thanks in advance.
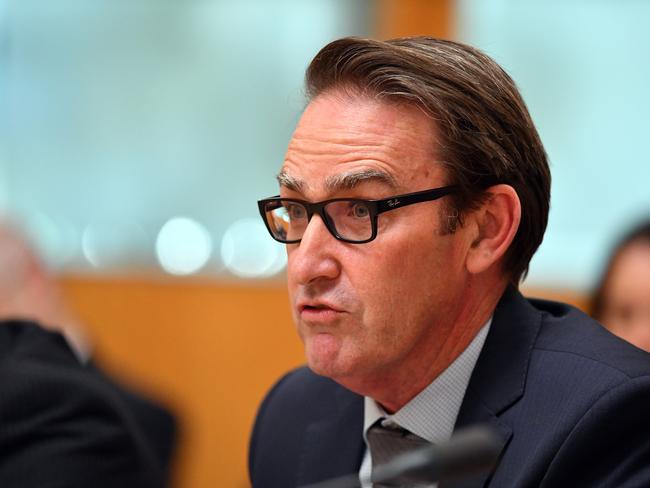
[298,302,344,322]
[302,304,331,311]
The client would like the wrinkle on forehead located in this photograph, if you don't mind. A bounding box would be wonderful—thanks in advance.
[287,126,425,157]
[279,93,443,194]
[288,93,436,160]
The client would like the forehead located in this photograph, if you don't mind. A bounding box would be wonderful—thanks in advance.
[280,93,445,195]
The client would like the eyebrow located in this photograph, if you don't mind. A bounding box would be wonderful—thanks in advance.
[325,169,397,192]
[276,171,304,192]
[276,168,397,194]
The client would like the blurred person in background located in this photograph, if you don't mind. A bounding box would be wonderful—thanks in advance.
[0,219,176,487]
[591,219,650,352]
[0,221,90,356]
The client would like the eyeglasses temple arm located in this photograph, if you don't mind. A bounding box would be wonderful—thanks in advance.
[376,186,458,214]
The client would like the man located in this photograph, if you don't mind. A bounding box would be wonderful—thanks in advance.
[0,222,176,487]
[249,36,650,487]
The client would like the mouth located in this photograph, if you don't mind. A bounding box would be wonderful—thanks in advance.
[297,301,345,323]
[298,300,343,313]
[300,304,332,312]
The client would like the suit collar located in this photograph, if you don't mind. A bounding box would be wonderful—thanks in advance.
[0,319,76,364]
[450,286,542,487]
[461,286,542,416]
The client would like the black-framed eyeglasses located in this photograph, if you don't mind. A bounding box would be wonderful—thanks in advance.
[257,185,458,244]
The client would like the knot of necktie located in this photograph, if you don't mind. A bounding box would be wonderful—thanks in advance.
[366,420,434,488]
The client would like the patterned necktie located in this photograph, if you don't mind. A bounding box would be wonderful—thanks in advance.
[366,420,433,487]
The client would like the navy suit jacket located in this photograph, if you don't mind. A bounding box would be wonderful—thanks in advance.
[249,287,650,487]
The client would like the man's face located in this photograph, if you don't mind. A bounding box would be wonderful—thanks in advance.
[280,93,475,393]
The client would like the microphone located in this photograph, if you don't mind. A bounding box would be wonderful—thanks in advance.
[299,425,501,488]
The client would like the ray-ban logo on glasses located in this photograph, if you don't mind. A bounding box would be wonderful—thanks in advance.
[387,199,401,207]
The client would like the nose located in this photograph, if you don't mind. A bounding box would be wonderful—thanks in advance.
[287,213,341,285]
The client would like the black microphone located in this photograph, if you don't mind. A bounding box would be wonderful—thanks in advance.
[299,425,501,488]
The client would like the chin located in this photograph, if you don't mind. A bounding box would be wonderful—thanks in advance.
[307,353,378,398]
[305,348,341,379]
[304,334,354,379]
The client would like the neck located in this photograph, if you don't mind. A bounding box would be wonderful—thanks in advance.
[356,277,507,413]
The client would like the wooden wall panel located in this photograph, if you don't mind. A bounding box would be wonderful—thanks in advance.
[375,0,454,40]
[60,276,303,488]
[58,275,589,488]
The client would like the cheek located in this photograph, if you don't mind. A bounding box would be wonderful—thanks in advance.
[351,241,433,324]
[354,232,466,330]
[358,232,449,293]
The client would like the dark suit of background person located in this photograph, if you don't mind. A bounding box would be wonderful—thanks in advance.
[250,287,650,487]
[249,36,650,488]
[0,320,175,488]
[0,223,175,486]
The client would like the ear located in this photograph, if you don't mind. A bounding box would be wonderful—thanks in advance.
[466,184,521,275]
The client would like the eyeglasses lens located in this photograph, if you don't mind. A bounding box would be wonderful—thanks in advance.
[323,201,372,242]
[264,200,372,243]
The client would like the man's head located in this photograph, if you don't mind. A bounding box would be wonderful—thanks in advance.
[306,36,550,283]
[259,37,550,408]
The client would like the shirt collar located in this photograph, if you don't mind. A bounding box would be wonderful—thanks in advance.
[363,318,492,445]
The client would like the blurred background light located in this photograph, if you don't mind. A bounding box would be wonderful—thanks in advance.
[81,221,148,269]
[0,0,647,289]
[220,218,286,278]
[156,217,212,275]
[0,0,371,281]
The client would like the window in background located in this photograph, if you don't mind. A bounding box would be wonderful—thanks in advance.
[458,0,650,290]
[0,0,372,278]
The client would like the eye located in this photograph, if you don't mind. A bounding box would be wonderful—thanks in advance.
[351,202,370,219]
[286,203,307,220]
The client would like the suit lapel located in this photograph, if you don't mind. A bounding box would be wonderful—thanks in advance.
[449,287,542,488]
[296,386,365,486]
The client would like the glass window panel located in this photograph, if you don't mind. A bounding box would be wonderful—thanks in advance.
[458,0,650,289]
[0,0,371,277]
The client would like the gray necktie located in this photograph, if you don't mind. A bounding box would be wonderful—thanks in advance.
[366,420,432,487]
